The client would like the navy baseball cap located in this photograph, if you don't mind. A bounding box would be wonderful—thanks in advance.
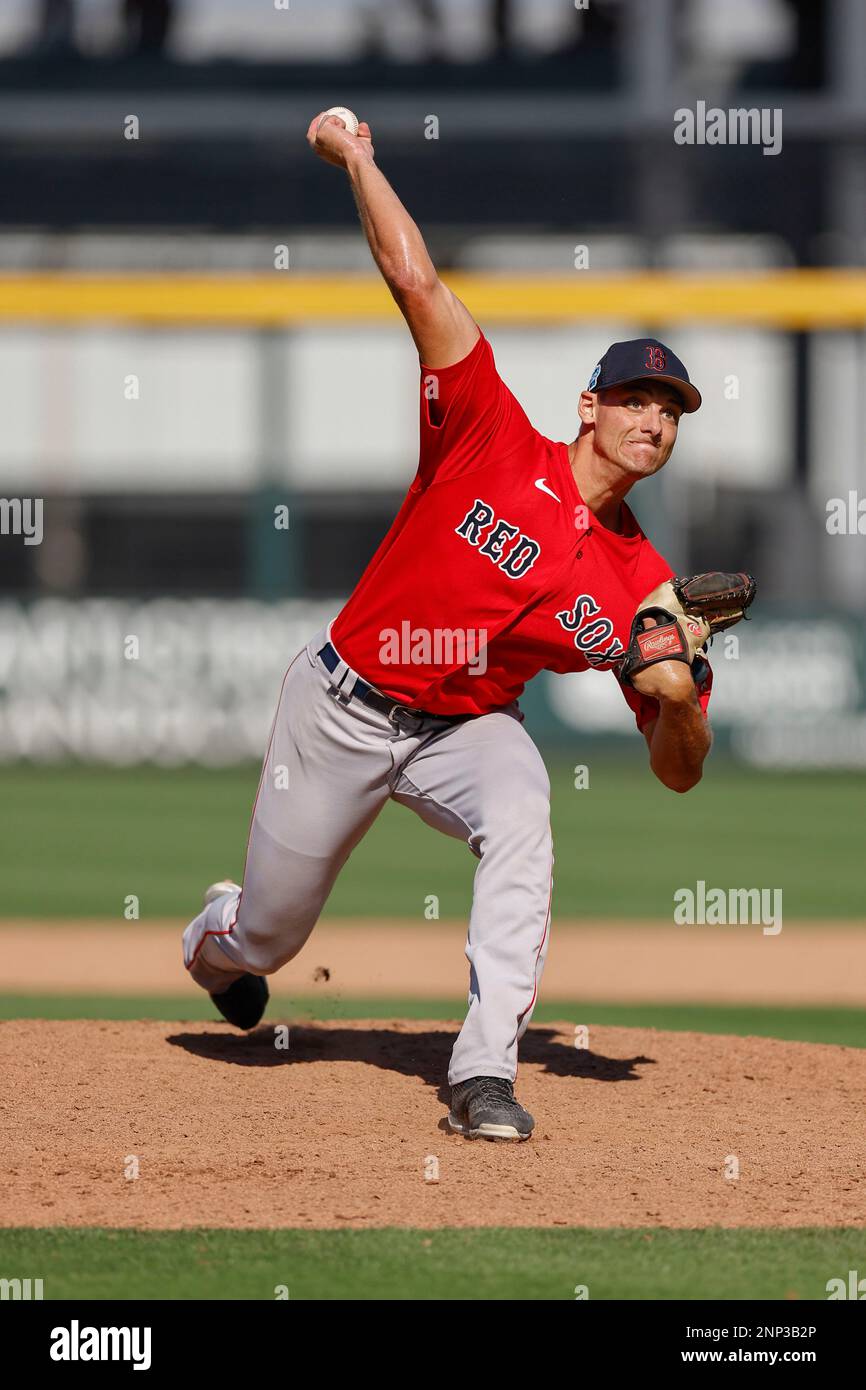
[587,338,702,414]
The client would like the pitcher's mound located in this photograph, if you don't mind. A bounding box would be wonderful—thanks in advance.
[1,1019,864,1230]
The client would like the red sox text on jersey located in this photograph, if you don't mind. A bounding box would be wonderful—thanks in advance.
[454,499,626,667]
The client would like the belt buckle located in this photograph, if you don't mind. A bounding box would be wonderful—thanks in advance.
[388,703,422,731]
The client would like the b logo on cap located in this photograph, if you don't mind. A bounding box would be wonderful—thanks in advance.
[588,362,602,390]
[645,345,666,371]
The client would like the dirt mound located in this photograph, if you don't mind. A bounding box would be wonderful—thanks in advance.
[1,1019,863,1230]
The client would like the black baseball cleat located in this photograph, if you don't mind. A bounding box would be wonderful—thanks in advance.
[448,1075,535,1141]
[209,973,269,1030]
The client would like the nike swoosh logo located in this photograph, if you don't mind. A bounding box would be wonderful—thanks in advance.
[534,477,561,503]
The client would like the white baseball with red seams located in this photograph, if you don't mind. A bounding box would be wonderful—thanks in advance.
[319,106,359,135]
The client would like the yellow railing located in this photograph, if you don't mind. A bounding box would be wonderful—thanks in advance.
[1,271,866,327]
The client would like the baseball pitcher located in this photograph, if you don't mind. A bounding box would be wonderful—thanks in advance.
[182,112,755,1141]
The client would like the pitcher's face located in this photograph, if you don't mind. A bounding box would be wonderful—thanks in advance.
[589,382,683,479]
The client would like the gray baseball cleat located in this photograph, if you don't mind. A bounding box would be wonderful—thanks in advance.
[448,1076,535,1141]
[203,879,269,1031]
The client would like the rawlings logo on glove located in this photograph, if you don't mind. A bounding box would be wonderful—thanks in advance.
[618,571,756,689]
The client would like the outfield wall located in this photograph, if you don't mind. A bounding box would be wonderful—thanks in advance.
[0,597,861,768]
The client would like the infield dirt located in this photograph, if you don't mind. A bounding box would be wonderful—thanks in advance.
[5,919,866,1003]
[2,1018,864,1231]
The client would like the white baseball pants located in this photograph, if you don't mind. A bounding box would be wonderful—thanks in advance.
[183,627,554,1084]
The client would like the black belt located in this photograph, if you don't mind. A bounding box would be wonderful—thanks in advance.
[317,641,470,729]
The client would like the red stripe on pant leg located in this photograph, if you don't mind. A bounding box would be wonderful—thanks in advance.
[189,924,235,969]
[187,650,303,975]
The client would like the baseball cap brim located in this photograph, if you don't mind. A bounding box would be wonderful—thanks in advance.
[604,372,702,414]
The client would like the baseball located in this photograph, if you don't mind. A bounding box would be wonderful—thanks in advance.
[319,106,359,136]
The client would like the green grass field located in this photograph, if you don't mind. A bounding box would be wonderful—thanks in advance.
[3,994,866,1048]
[0,1226,860,1300]
[1,761,862,919]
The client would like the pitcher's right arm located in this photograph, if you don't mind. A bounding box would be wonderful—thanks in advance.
[306,111,479,370]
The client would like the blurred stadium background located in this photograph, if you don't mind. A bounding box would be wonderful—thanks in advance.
[4,5,866,1307]
[1,0,864,921]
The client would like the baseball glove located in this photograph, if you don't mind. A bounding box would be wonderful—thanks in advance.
[617,571,756,689]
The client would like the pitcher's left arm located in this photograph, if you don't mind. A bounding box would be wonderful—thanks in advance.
[637,664,712,793]
[620,570,756,792]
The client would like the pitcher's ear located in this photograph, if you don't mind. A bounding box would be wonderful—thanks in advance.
[578,390,598,425]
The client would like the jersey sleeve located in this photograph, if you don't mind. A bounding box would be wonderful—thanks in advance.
[618,661,714,734]
[416,329,533,486]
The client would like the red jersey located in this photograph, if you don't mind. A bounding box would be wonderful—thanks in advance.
[330,329,712,730]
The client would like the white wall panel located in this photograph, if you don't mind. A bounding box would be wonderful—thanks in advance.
[666,327,793,486]
[285,327,418,488]
[0,321,799,495]
[0,328,259,490]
